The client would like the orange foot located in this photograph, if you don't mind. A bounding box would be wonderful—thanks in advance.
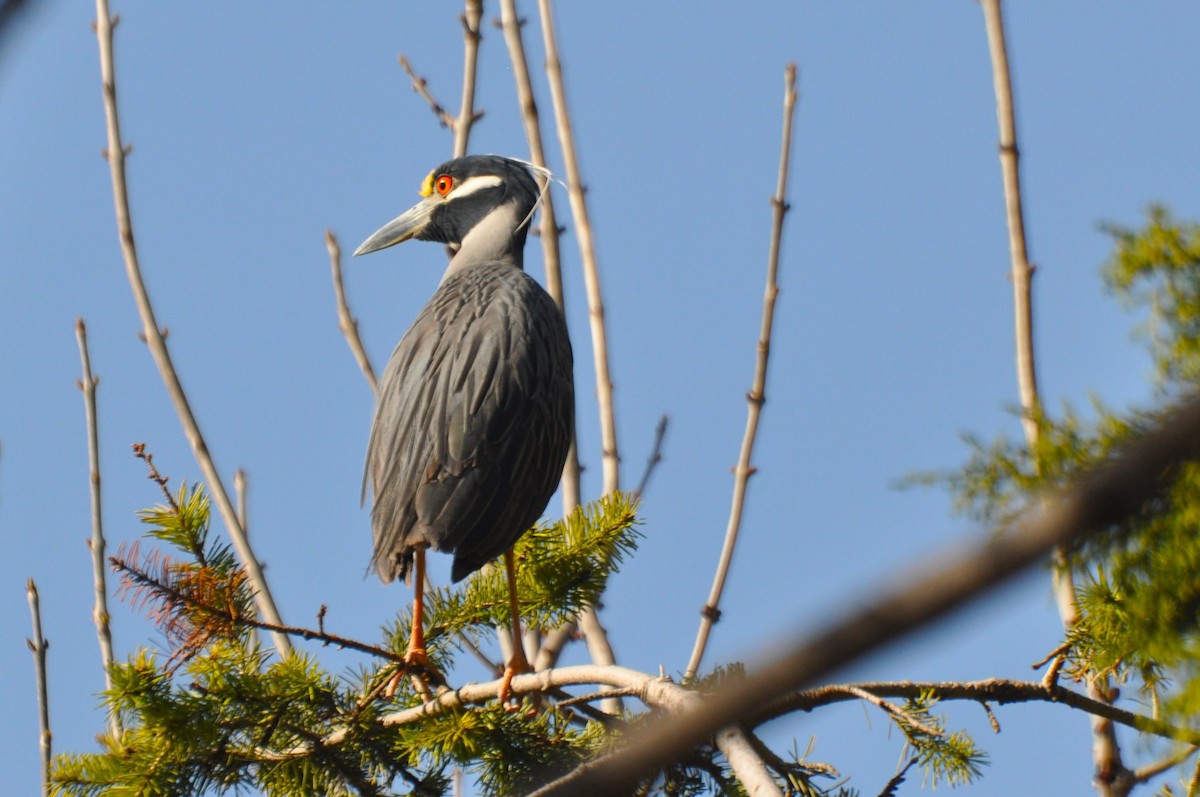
[499,659,533,711]
[384,646,440,700]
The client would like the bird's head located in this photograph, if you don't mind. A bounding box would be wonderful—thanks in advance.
[353,155,546,264]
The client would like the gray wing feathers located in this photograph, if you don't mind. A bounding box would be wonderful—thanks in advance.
[366,263,573,584]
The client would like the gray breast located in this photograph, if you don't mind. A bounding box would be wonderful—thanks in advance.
[366,261,574,584]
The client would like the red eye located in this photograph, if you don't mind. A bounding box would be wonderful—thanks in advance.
[435,175,454,196]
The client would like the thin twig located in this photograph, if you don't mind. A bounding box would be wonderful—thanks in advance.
[1190,753,1200,797]
[633,415,669,500]
[398,55,456,130]
[981,0,1039,447]
[452,0,483,159]
[684,64,798,684]
[108,554,405,663]
[537,0,620,496]
[234,468,248,534]
[526,394,1200,796]
[1133,746,1197,784]
[326,230,378,394]
[26,579,51,796]
[837,685,944,739]
[758,678,1200,746]
[75,319,120,738]
[92,0,291,658]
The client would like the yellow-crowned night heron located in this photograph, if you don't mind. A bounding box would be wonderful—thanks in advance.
[354,154,574,702]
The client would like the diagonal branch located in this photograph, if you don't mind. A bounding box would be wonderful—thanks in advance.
[398,55,456,130]
[92,0,290,658]
[326,230,378,394]
[684,63,798,684]
[536,0,620,496]
[632,414,669,500]
[75,319,121,738]
[1132,746,1197,784]
[527,393,1200,796]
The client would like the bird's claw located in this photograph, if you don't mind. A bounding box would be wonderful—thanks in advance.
[498,664,527,711]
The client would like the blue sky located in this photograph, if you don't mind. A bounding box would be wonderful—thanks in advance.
[3,2,1199,794]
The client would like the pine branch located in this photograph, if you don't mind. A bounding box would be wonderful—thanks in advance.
[756,678,1200,747]
[526,395,1200,796]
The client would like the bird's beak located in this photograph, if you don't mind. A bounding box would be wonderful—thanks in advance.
[353,196,438,256]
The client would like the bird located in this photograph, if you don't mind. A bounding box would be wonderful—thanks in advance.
[354,154,574,704]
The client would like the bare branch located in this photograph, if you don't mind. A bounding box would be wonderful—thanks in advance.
[981,0,1039,444]
[526,394,1200,796]
[536,0,620,496]
[234,468,248,534]
[715,726,784,797]
[633,415,669,500]
[92,0,291,657]
[397,55,456,130]
[26,579,51,796]
[326,230,378,394]
[453,0,483,158]
[760,679,1200,746]
[980,2,1116,790]
[685,63,798,684]
[265,662,773,788]
[75,319,120,738]
[1133,746,1197,784]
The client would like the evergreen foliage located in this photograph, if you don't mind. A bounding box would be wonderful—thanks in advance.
[52,487,756,796]
[921,206,1200,730]
[50,205,1200,795]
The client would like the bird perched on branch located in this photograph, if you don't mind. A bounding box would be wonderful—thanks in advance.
[354,154,574,703]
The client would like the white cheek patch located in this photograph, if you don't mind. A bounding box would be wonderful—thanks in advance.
[449,174,504,199]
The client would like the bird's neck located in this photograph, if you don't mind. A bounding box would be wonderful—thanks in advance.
[443,203,527,281]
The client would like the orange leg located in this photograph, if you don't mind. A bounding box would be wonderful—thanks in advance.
[405,547,432,668]
[387,548,437,700]
[498,548,531,707]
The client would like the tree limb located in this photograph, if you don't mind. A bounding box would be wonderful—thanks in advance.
[397,55,456,130]
[452,0,483,159]
[758,679,1200,746]
[92,0,291,658]
[526,394,1200,796]
[685,63,798,684]
[26,579,51,797]
[326,229,378,394]
[536,0,620,496]
[75,319,120,738]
